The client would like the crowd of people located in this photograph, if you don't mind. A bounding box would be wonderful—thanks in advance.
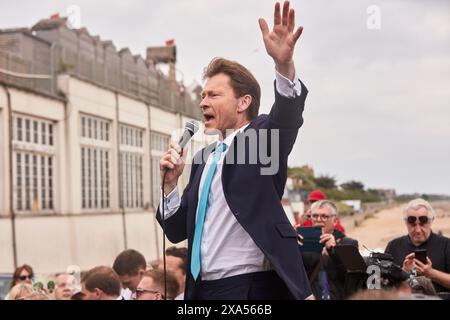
[296,195,450,300]
[2,195,449,301]
[2,247,187,300]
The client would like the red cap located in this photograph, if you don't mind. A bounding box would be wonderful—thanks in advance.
[308,189,325,203]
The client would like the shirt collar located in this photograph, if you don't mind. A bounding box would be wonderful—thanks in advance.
[216,123,250,149]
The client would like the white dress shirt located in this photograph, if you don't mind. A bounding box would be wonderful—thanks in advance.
[120,288,132,300]
[160,70,302,280]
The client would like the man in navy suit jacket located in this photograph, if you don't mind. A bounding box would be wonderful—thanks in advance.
[157,1,312,300]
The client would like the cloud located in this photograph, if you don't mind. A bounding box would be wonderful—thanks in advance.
[1,0,449,194]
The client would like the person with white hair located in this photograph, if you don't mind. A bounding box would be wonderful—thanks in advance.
[385,198,450,295]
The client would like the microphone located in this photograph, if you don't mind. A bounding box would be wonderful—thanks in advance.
[178,120,199,150]
[163,120,199,173]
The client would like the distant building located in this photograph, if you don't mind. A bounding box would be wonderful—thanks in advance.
[341,200,362,212]
[283,178,305,224]
[0,16,210,274]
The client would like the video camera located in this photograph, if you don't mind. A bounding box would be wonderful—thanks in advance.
[364,252,410,287]
[334,245,410,295]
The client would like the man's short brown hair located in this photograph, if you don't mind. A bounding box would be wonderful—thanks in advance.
[203,57,261,120]
[113,249,146,276]
[165,246,187,275]
[81,266,121,297]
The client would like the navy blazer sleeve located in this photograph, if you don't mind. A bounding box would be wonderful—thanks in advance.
[156,162,199,243]
[266,80,308,159]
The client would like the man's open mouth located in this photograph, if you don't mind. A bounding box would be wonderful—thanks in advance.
[204,114,215,123]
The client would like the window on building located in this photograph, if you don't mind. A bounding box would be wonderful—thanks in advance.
[80,115,111,210]
[119,124,144,209]
[33,121,38,143]
[41,122,46,144]
[81,115,110,142]
[81,146,110,210]
[150,131,170,209]
[13,115,55,213]
[17,118,22,141]
[151,131,170,152]
[151,156,161,209]
[25,119,30,142]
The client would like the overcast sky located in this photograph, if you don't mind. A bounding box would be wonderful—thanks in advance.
[1,0,449,195]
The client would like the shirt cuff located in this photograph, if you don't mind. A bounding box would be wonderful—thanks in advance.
[159,187,181,219]
[275,69,302,98]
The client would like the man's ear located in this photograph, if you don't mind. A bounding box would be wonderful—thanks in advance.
[332,216,337,224]
[237,95,252,114]
[94,288,102,299]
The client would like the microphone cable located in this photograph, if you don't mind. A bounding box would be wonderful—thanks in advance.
[161,170,168,300]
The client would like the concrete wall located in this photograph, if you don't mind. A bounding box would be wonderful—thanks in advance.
[0,74,200,274]
[0,218,14,272]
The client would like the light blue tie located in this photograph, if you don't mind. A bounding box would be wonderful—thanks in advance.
[191,143,228,280]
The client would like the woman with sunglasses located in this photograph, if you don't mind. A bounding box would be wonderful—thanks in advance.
[3,264,34,300]
[10,264,34,289]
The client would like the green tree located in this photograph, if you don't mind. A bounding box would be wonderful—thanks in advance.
[288,165,316,191]
[341,180,365,191]
[314,175,337,189]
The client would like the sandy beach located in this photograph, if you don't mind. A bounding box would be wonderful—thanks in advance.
[345,201,450,251]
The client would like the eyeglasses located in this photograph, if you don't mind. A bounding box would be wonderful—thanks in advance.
[135,288,165,299]
[18,275,33,281]
[406,216,430,226]
[307,213,335,221]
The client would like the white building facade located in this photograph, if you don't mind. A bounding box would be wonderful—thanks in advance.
[0,17,210,274]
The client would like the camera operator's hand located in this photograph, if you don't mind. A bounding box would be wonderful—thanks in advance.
[415,257,433,277]
[320,233,336,251]
[402,252,415,273]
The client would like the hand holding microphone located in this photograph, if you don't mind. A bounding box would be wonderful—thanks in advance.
[159,121,199,195]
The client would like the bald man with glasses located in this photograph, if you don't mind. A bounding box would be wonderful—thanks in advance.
[385,198,450,295]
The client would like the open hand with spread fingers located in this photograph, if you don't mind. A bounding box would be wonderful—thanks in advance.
[258,1,304,80]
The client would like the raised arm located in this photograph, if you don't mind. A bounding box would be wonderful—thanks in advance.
[258,1,304,81]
